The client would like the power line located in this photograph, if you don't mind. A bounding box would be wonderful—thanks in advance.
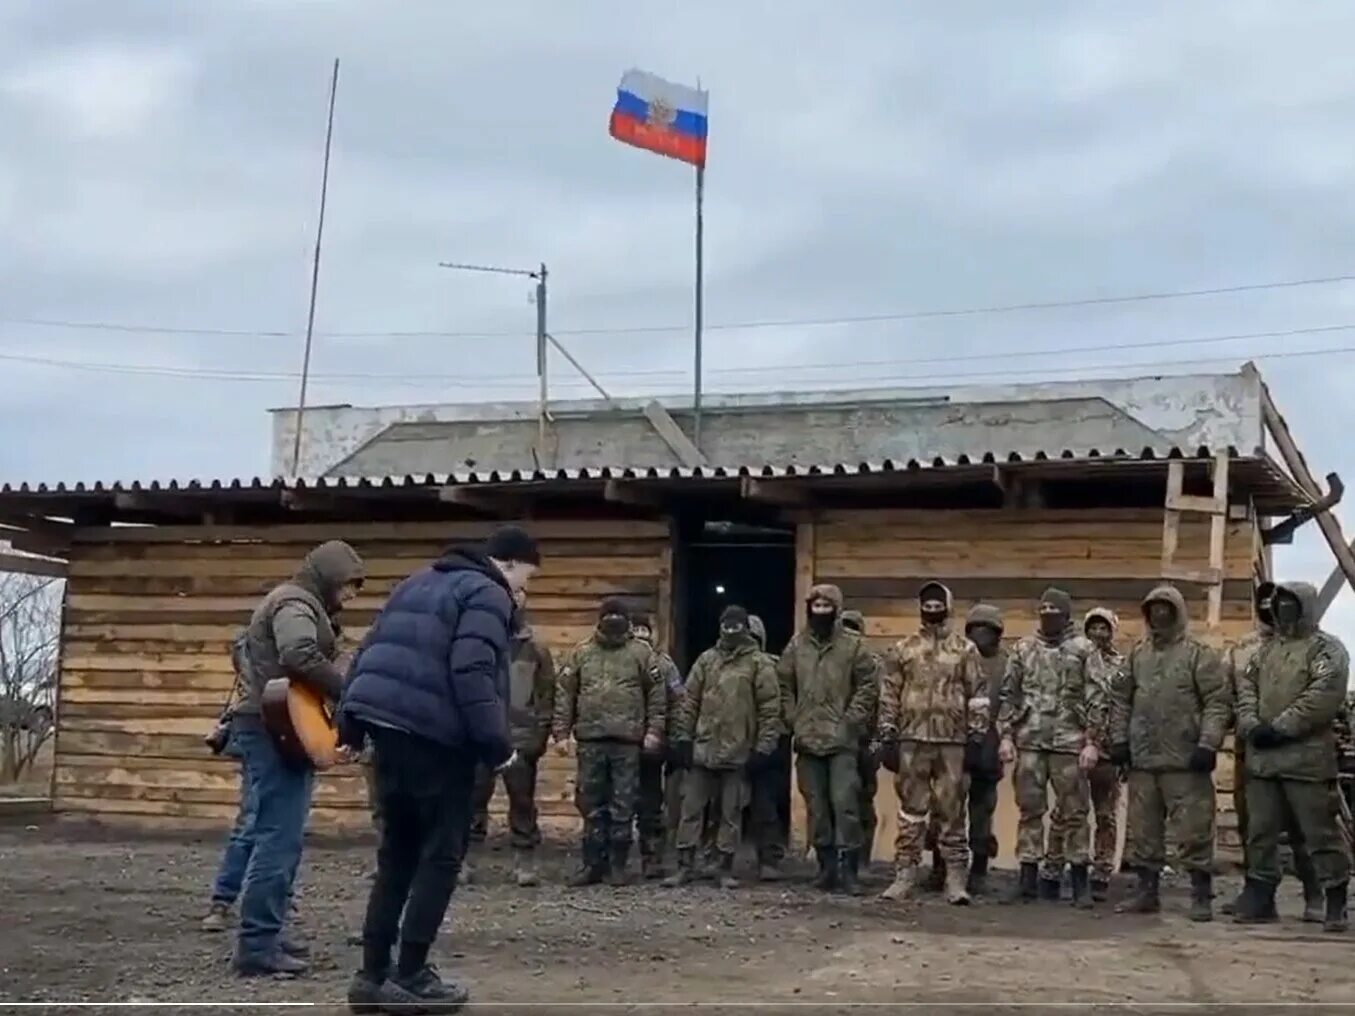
[4,271,1355,340]
[2,320,1355,386]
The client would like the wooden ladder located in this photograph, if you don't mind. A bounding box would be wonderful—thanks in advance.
[1161,452,1230,630]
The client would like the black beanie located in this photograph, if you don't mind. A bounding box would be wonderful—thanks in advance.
[599,597,629,620]
[1039,587,1073,616]
[720,605,750,628]
[485,524,540,566]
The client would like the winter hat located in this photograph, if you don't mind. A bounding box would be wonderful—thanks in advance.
[965,603,1004,634]
[599,597,630,620]
[805,583,844,610]
[840,609,865,634]
[748,614,767,649]
[1038,587,1073,616]
[720,605,750,629]
[485,525,541,566]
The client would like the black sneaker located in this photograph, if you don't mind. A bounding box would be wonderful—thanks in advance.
[378,965,471,1013]
[232,948,308,978]
[347,969,384,1015]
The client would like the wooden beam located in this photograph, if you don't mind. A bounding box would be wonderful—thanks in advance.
[740,477,811,506]
[643,400,708,468]
[1206,453,1229,628]
[0,551,66,578]
[603,479,665,508]
[436,486,520,517]
[1260,383,1355,618]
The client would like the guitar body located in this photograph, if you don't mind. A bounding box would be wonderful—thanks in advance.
[260,678,339,769]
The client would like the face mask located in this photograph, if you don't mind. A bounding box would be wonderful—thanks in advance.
[1038,611,1067,637]
[1257,596,1274,627]
[719,625,747,649]
[1273,596,1302,632]
[920,608,948,628]
[1147,604,1176,633]
[968,626,1000,655]
[599,616,629,640]
[808,609,836,638]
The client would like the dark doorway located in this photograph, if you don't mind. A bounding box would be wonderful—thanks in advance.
[674,520,797,671]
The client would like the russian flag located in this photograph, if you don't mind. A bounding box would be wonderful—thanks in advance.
[608,69,708,169]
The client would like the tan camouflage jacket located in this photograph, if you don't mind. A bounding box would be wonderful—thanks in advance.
[552,633,665,745]
[777,625,880,755]
[1088,644,1123,754]
[880,624,989,744]
[997,626,1102,754]
[676,638,781,768]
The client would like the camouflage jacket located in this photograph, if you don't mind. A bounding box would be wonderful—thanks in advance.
[777,625,880,756]
[997,626,1101,754]
[676,637,781,768]
[653,648,684,741]
[1225,626,1271,740]
[880,624,989,745]
[508,625,555,755]
[552,633,665,745]
[1237,581,1350,782]
[1335,691,1355,773]
[1088,644,1123,754]
[1109,587,1230,770]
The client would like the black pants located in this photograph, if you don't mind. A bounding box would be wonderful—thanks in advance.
[361,726,476,976]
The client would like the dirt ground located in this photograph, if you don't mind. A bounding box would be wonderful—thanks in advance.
[3,819,1355,1013]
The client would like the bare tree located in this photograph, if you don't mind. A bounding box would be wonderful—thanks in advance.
[0,573,62,782]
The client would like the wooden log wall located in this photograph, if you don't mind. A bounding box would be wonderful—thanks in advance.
[795,507,1258,866]
[54,519,672,834]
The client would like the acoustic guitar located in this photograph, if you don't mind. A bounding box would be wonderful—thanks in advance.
[260,678,340,769]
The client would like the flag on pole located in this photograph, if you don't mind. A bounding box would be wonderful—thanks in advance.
[608,69,708,168]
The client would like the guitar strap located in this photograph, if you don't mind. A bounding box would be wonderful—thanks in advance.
[218,629,249,721]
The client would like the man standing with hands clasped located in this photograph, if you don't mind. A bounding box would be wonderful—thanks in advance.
[338,525,541,1012]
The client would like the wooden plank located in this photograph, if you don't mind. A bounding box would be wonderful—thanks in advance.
[794,520,815,628]
[69,554,661,580]
[1207,453,1230,629]
[656,539,673,652]
[65,574,660,601]
[642,400,707,468]
[814,531,1250,560]
[1161,565,1224,585]
[829,577,1255,602]
[57,730,210,759]
[816,556,1245,581]
[0,551,66,577]
[72,538,667,562]
[1166,493,1227,515]
[71,519,669,544]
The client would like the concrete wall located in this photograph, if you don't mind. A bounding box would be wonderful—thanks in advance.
[269,368,1266,478]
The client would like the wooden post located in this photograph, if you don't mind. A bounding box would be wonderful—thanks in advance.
[1161,455,1229,630]
[789,520,816,853]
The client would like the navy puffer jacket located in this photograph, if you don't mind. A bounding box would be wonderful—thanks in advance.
[339,547,513,767]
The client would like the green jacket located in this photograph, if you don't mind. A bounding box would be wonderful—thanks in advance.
[776,625,880,756]
[997,625,1101,755]
[677,637,781,768]
[1237,581,1351,781]
[508,625,555,755]
[553,632,665,745]
[1109,585,1231,771]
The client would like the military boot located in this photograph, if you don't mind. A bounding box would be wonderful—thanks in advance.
[1090,874,1110,902]
[1039,873,1062,901]
[838,850,863,896]
[1015,862,1039,902]
[966,854,989,897]
[1303,879,1326,924]
[1116,867,1161,914]
[944,862,971,906]
[641,851,667,881]
[757,851,786,883]
[568,841,606,887]
[607,843,633,886]
[513,851,539,888]
[718,852,741,891]
[922,849,946,892]
[1220,887,1244,916]
[662,848,696,888]
[1324,883,1349,933]
[812,849,839,891]
[880,864,917,901]
[1187,870,1213,922]
[1231,879,1278,923]
[1069,864,1093,909]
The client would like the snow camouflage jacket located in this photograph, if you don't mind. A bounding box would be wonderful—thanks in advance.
[880,595,989,745]
[1109,585,1230,771]
[676,636,781,769]
[553,632,665,745]
[997,624,1103,755]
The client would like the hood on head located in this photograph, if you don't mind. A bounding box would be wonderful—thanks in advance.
[1254,580,1276,632]
[1039,586,1073,617]
[748,614,766,650]
[1084,606,1119,635]
[295,540,365,608]
[1141,584,1188,637]
[965,603,1004,634]
[806,583,844,611]
[918,581,953,611]
[840,609,865,634]
[1273,580,1320,636]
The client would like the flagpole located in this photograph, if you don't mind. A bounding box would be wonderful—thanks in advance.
[693,162,705,452]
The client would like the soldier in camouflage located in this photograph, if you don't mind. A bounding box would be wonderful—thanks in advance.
[748,613,792,880]
[963,604,1006,897]
[877,582,988,905]
[552,598,665,887]
[665,606,781,889]
[630,610,685,879]
[840,610,881,875]
[1234,581,1351,932]
[1043,607,1124,901]
[778,583,880,894]
[1109,585,1230,921]
[998,587,1103,907]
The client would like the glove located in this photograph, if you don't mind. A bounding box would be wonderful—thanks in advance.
[1188,745,1217,773]
[494,750,521,773]
[879,734,901,775]
[963,737,986,774]
[1250,723,1285,749]
[1108,742,1131,767]
[671,741,694,770]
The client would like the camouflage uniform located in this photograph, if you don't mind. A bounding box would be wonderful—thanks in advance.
[748,614,791,875]
[841,609,882,861]
[1235,581,1351,919]
[778,584,880,866]
[553,628,664,877]
[1044,607,1124,886]
[632,631,684,876]
[878,583,988,901]
[997,594,1102,875]
[1110,586,1229,916]
[963,605,1007,879]
[672,634,781,868]
[470,624,555,859]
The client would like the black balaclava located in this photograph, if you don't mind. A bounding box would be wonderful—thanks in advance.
[598,598,631,644]
[967,623,1001,656]
[1273,588,1302,635]
[1146,599,1177,637]
[919,581,949,629]
[1038,587,1072,639]
[807,585,840,640]
[1255,581,1276,629]
[718,605,751,650]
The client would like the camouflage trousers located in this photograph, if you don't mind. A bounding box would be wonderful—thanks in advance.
[797,750,862,851]
[677,766,749,855]
[1246,777,1351,889]
[575,740,641,864]
[895,742,968,869]
[1234,744,1319,883]
[1014,750,1088,865]
[637,755,683,862]
[749,736,791,864]
[1124,769,1214,874]
[1043,761,1120,881]
[469,756,542,851]
[858,742,879,861]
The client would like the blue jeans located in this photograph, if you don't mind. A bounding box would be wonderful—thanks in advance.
[211,737,258,905]
[232,715,314,957]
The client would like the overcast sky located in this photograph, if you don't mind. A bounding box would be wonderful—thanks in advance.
[2,1,1355,634]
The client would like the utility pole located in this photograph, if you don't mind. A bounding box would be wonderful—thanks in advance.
[437,259,549,466]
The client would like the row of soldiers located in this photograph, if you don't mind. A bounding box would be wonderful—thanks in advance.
[475,576,1352,928]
